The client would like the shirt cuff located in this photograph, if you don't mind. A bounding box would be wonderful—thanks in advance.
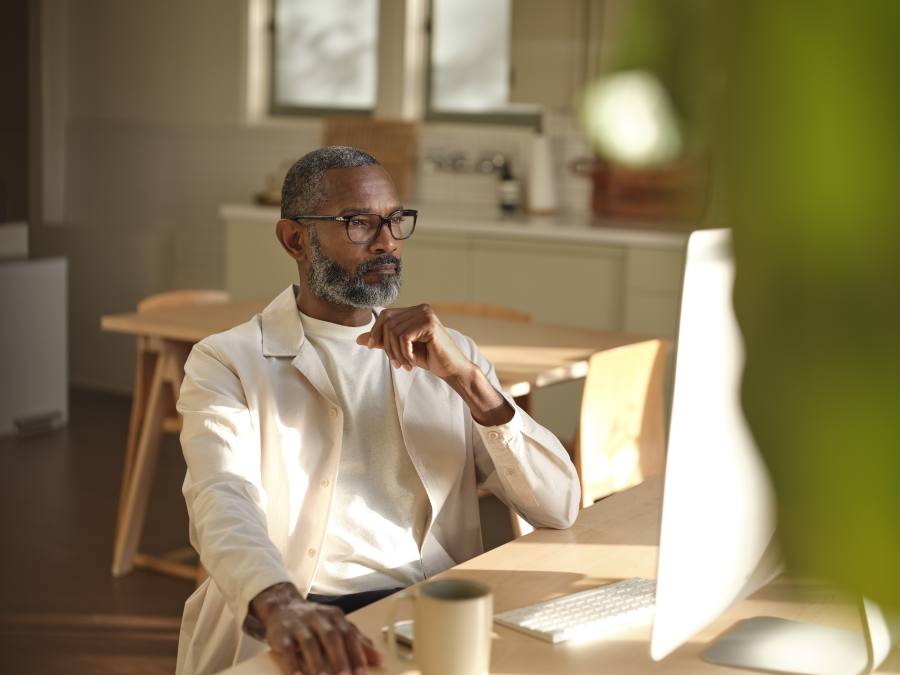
[232,566,296,642]
[472,404,524,441]
[474,408,539,508]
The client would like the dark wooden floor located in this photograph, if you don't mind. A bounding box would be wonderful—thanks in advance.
[0,389,195,674]
[0,388,514,674]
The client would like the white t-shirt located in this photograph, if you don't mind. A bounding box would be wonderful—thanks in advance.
[300,310,428,596]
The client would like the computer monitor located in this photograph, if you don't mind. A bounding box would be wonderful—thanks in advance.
[651,229,900,674]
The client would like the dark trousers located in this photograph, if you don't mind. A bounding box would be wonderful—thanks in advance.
[307,587,404,614]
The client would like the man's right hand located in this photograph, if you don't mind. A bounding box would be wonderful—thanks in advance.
[250,582,384,675]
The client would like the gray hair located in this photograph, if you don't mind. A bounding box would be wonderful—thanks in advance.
[281,146,381,219]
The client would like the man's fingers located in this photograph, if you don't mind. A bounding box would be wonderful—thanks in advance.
[309,615,352,675]
[387,323,410,369]
[388,315,429,370]
[359,307,447,373]
[362,640,384,666]
[388,315,423,369]
[293,623,327,675]
[374,314,409,368]
[403,326,418,367]
[338,623,368,675]
[367,308,398,349]
[272,632,303,675]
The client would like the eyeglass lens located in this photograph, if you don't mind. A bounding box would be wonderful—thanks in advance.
[346,211,416,243]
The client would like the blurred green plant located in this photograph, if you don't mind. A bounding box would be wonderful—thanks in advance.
[578,0,728,168]
[729,1,900,610]
[586,0,900,611]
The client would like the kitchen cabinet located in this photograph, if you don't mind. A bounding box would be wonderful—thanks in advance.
[221,204,688,337]
[220,204,689,439]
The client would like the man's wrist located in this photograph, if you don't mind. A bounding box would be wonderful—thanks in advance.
[250,581,304,624]
[444,361,515,427]
[442,360,479,391]
[243,612,269,642]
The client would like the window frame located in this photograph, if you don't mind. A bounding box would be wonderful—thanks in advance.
[423,0,541,127]
[267,0,376,119]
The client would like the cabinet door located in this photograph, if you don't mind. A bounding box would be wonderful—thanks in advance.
[470,238,624,330]
[393,233,470,307]
[623,248,685,337]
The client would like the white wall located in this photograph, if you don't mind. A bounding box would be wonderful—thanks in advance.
[36,0,317,391]
[37,0,595,393]
[67,0,244,125]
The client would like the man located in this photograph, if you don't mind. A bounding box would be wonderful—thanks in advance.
[175,147,581,675]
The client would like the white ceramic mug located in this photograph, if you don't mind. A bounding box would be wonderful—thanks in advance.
[387,579,493,675]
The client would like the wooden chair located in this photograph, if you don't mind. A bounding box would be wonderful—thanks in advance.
[509,339,669,539]
[113,290,229,583]
[321,117,419,201]
[574,339,669,508]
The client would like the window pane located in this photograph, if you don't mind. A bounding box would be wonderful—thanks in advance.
[431,0,512,113]
[274,0,378,110]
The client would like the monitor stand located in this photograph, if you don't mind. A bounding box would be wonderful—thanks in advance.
[703,597,900,675]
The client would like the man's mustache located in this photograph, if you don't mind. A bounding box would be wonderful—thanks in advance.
[356,254,402,276]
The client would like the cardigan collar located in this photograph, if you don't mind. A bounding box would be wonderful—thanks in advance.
[260,284,387,357]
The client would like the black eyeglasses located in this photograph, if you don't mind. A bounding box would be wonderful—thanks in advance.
[291,209,418,244]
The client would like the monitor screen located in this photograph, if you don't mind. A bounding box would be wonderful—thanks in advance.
[651,228,781,661]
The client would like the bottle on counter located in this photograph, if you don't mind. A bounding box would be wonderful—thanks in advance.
[498,163,521,213]
[527,129,558,215]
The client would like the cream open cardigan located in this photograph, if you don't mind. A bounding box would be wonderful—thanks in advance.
[175,286,581,675]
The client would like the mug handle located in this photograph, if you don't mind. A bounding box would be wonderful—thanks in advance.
[386,590,417,662]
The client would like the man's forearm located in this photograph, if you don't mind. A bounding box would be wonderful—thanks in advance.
[444,362,515,427]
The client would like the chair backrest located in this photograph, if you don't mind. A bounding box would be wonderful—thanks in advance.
[575,338,669,507]
[321,117,419,201]
[428,302,532,323]
[137,290,231,314]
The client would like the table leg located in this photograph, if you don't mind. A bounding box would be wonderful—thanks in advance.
[115,344,154,542]
[112,350,169,577]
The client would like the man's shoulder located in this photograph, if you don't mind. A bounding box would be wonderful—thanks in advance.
[196,314,265,364]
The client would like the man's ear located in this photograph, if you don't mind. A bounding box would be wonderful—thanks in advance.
[276,219,308,262]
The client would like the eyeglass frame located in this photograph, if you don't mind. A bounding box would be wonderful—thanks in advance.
[290,209,418,244]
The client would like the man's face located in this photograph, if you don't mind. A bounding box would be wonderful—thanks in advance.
[305,165,405,308]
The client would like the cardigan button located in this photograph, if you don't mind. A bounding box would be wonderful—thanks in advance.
[308,548,316,557]
[328,409,338,419]
[489,431,499,439]
[507,468,516,476]
[320,478,329,488]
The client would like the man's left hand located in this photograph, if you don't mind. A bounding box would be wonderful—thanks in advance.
[357,305,515,427]
[357,305,472,379]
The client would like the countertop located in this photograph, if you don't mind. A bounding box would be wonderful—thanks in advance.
[219,203,693,251]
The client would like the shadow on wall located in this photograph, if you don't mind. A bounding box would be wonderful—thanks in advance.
[33,225,175,393]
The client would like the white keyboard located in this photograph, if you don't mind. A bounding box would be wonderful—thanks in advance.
[493,577,656,644]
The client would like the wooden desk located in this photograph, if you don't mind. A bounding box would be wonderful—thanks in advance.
[221,476,899,675]
[101,297,650,578]
[100,299,645,396]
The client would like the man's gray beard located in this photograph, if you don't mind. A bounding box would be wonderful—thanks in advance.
[306,225,402,308]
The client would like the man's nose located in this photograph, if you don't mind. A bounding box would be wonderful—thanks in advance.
[368,220,398,254]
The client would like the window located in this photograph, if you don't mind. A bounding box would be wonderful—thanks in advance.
[427,0,540,125]
[270,0,379,116]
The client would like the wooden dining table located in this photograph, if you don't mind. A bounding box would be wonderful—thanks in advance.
[101,296,653,580]
[219,475,895,675]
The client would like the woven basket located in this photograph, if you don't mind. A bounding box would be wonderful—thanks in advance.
[321,118,420,201]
